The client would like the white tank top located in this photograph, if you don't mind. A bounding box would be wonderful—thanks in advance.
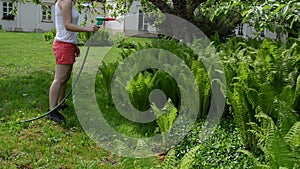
[54,0,79,44]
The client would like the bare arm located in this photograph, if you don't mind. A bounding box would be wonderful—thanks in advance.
[60,0,99,32]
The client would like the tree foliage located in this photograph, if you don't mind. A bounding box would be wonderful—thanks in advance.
[202,0,300,39]
[10,0,300,40]
[104,0,300,40]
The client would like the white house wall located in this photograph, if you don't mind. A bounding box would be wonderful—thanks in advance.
[124,13,139,31]
[0,18,16,31]
[124,1,157,35]
[125,0,139,31]
[19,2,37,31]
[0,0,55,32]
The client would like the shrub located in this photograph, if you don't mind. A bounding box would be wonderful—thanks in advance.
[219,37,300,149]
[43,28,56,42]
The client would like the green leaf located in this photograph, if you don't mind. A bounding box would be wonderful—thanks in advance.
[262,5,272,11]
[284,122,300,147]
[242,9,250,17]
[274,4,285,14]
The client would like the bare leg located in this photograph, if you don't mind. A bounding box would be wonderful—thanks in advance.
[57,67,72,105]
[49,64,73,110]
[58,83,67,105]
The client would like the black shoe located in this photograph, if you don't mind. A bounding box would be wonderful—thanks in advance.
[48,109,66,124]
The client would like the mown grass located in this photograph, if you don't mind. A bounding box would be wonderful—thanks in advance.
[0,32,160,168]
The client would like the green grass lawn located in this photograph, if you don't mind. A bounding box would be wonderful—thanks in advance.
[0,32,160,168]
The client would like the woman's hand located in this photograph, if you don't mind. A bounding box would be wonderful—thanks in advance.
[91,25,100,32]
[75,45,80,57]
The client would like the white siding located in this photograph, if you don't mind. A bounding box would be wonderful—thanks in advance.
[19,2,36,31]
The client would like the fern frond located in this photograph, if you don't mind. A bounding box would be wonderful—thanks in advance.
[238,149,270,169]
[248,121,266,146]
[245,87,259,109]
[284,122,300,147]
[178,144,202,169]
[254,113,299,168]
[277,108,299,136]
[293,75,300,111]
[160,148,177,169]
[257,83,277,116]
[293,163,300,169]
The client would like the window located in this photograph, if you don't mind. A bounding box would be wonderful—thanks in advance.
[138,10,144,31]
[2,2,14,20]
[42,5,52,22]
[238,24,243,36]
[138,9,149,31]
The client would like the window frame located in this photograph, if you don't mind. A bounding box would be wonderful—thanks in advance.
[238,24,243,36]
[41,4,53,22]
[2,1,15,20]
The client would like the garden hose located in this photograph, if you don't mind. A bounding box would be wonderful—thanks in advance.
[16,37,93,124]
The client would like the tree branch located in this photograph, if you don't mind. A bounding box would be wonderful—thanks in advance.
[172,0,187,18]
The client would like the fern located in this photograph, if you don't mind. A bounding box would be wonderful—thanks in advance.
[293,75,300,111]
[152,70,181,108]
[220,37,300,151]
[191,60,211,119]
[160,148,177,169]
[229,82,257,148]
[178,145,202,169]
[152,99,178,133]
[238,149,269,169]
[98,61,120,104]
[257,83,278,117]
[244,112,300,169]
[161,145,204,169]
[151,99,178,151]
[284,122,300,148]
[128,72,153,111]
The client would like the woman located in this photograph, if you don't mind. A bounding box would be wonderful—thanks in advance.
[49,0,99,123]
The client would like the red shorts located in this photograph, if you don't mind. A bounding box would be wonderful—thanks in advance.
[52,40,79,64]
